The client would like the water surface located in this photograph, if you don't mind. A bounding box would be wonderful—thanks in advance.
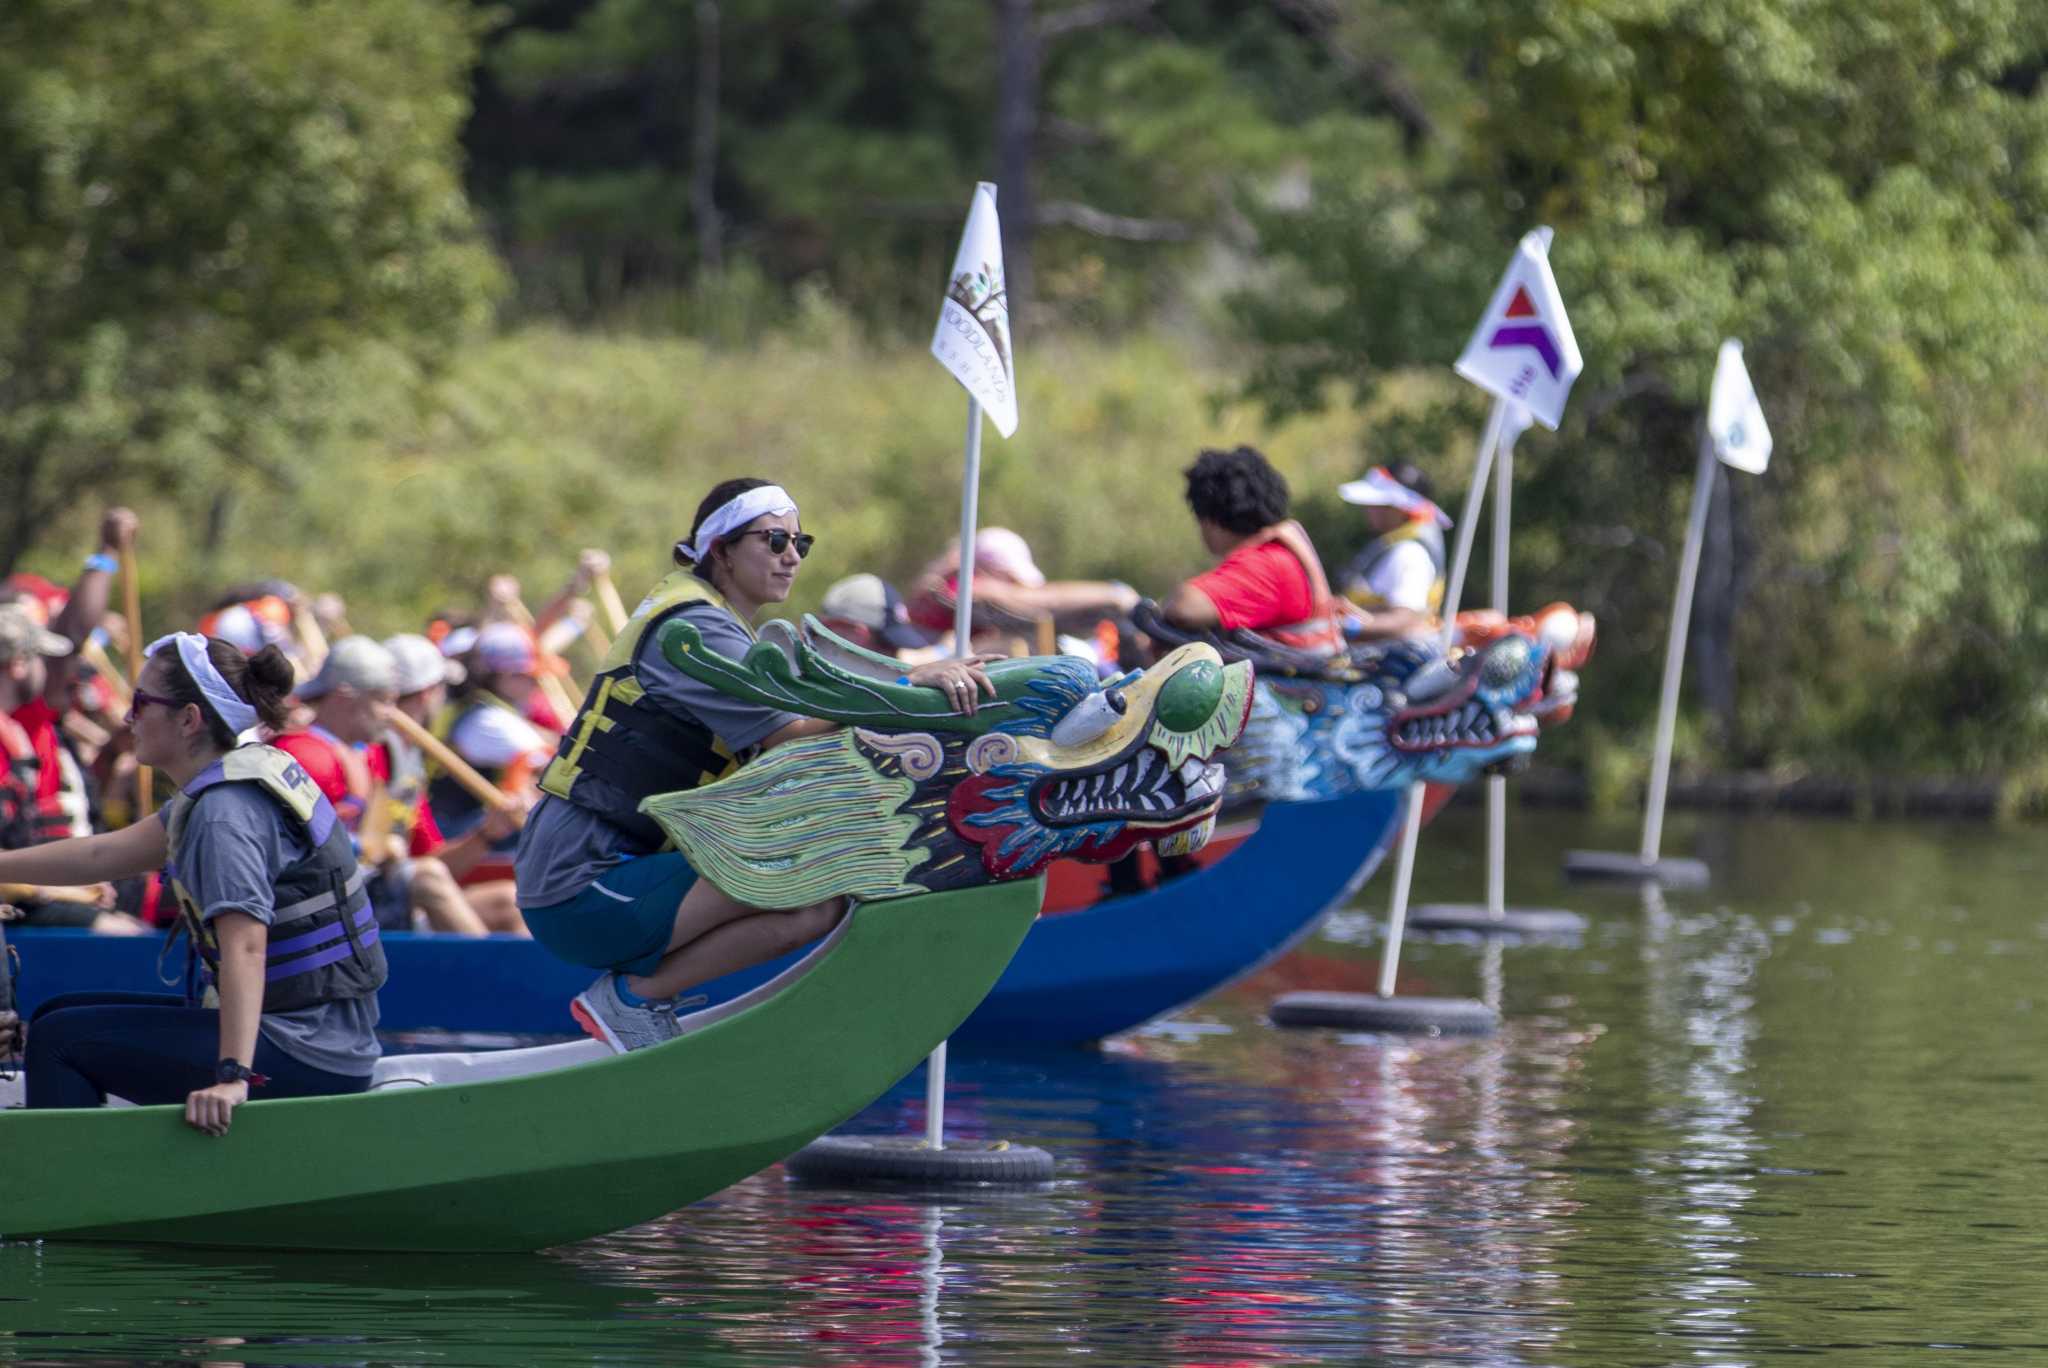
[3,808,2043,1365]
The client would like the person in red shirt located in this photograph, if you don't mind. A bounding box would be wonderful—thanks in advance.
[1159,445,1345,655]
[3,508,139,846]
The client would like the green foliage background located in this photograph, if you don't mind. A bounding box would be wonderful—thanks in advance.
[6,0,2048,800]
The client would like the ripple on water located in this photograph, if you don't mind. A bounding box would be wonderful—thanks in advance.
[4,810,2047,1364]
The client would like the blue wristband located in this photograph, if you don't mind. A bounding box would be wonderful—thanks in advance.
[83,552,118,575]
[897,675,911,686]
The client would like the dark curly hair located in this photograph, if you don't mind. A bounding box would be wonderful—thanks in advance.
[1183,446,1290,536]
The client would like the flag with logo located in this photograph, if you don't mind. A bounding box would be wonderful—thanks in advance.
[1454,227,1583,430]
[930,182,1019,438]
[1706,339,1771,474]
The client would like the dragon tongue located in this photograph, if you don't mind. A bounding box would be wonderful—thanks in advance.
[1155,814,1216,859]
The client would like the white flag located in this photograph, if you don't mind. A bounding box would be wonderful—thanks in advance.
[1707,339,1771,474]
[930,182,1019,438]
[1454,227,1584,431]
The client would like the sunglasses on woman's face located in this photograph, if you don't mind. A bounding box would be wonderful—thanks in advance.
[125,689,184,726]
[737,529,816,558]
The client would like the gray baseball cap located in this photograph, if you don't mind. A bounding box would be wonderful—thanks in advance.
[0,605,70,665]
[296,635,398,699]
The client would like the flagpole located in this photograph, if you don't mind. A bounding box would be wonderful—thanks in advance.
[1376,397,1507,998]
[1485,422,1515,919]
[1640,423,1717,865]
[921,398,986,1152]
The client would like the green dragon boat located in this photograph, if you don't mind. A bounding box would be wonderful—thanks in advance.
[1,620,1249,1252]
[1,878,1039,1252]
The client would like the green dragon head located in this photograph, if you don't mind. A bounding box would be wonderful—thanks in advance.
[638,617,1253,908]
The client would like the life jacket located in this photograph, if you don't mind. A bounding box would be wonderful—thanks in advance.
[1340,519,1447,615]
[538,570,744,847]
[0,714,37,851]
[424,690,518,834]
[1234,520,1346,655]
[377,731,427,846]
[162,744,386,1014]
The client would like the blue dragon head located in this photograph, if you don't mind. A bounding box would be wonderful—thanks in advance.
[1133,604,1551,804]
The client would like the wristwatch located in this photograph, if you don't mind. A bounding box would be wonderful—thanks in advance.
[215,1058,261,1086]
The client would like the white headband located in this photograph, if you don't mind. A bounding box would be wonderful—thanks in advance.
[147,632,259,735]
[678,485,799,563]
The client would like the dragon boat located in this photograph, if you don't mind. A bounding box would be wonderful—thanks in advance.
[0,622,1250,1251]
[8,611,1589,1050]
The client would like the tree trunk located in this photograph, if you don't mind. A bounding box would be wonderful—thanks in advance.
[691,0,723,274]
[993,0,1039,324]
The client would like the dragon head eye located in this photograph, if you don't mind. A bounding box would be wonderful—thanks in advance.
[1481,635,1535,690]
[1155,658,1223,732]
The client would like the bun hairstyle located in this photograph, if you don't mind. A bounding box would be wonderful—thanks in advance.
[160,639,297,749]
[676,476,773,576]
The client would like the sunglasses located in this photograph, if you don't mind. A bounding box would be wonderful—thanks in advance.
[126,689,185,726]
[736,529,816,558]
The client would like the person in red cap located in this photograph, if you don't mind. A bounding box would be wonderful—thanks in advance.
[4,508,140,848]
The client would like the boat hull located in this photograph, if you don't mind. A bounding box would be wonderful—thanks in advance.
[0,878,1042,1252]
[951,789,1402,1045]
[12,794,1404,1049]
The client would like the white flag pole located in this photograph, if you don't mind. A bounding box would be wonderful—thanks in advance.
[1376,396,1508,997]
[925,395,987,1151]
[1485,420,1516,919]
[1639,423,1717,865]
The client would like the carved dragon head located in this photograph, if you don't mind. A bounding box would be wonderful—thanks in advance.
[638,617,1253,908]
[1455,602,1597,727]
[1133,603,1574,803]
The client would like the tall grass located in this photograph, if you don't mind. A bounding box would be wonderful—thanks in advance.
[86,322,1431,635]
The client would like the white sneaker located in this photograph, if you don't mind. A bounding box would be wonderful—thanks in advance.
[571,974,682,1053]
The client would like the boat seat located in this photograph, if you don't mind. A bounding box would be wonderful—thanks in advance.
[369,1037,610,1090]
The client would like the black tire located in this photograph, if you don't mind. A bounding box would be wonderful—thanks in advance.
[1405,903,1587,936]
[784,1136,1056,1188]
[1269,992,1499,1036]
[1561,850,1711,888]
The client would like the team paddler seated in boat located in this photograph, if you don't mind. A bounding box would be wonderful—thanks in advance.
[515,477,1002,1053]
[1334,462,1451,643]
[1158,444,1350,653]
[0,634,386,1132]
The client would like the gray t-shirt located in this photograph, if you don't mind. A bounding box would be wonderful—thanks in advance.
[174,783,381,1076]
[515,601,800,908]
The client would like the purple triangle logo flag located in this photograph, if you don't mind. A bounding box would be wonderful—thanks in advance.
[1453,227,1583,430]
[1707,339,1771,475]
[931,182,1019,438]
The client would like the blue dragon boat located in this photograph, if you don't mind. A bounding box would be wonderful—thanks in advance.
[10,616,1568,1049]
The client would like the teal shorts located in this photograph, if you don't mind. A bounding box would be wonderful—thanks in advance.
[521,853,699,976]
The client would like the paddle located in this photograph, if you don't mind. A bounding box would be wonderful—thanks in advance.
[117,528,150,818]
[487,580,583,726]
[592,568,631,636]
[379,706,523,822]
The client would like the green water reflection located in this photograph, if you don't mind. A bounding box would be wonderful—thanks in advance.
[2,808,2044,1365]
